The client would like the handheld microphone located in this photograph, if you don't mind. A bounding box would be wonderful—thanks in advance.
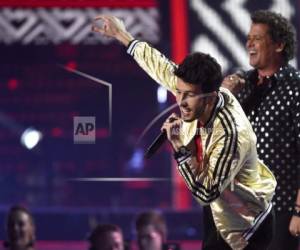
[144,117,177,159]
[144,130,167,159]
[235,69,247,82]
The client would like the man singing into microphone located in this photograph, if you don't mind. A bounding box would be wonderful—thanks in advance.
[92,16,276,250]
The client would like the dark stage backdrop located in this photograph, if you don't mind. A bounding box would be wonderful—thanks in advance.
[0,0,174,209]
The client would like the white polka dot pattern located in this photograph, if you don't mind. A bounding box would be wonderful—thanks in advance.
[237,65,300,212]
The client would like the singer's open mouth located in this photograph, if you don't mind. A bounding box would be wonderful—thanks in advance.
[181,109,191,115]
[249,50,257,58]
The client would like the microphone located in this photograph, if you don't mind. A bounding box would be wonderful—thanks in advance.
[223,69,248,93]
[144,117,177,159]
[235,69,248,82]
[144,130,167,159]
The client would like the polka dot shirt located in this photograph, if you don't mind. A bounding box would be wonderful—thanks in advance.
[237,64,300,212]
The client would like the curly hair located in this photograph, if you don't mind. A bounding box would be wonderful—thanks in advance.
[251,10,296,62]
[174,52,223,93]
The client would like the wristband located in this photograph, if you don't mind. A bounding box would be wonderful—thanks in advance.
[293,208,300,217]
[174,146,191,163]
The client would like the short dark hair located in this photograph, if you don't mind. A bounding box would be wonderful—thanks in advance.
[251,10,296,62]
[88,224,122,245]
[173,52,223,93]
[135,211,167,241]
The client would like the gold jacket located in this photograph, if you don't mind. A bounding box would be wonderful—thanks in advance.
[127,40,276,250]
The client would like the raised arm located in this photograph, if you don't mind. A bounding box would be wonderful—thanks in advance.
[92,15,177,92]
[92,15,133,46]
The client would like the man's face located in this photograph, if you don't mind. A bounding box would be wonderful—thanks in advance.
[94,231,124,250]
[246,23,282,70]
[176,78,206,122]
[8,211,35,249]
[137,225,163,250]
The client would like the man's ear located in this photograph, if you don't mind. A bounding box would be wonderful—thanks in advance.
[276,42,285,53]
[204,93,216,106]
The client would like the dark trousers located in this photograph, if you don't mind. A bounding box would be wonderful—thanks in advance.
[267,212,298,250]
[202,206,274,250]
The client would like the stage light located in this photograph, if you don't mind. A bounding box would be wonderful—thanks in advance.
[128,148,144,170]
[7,78,19,91]
[20,127,43,150]
[157,86,167,104]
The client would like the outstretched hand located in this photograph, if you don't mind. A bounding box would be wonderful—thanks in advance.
[91,15,133,46]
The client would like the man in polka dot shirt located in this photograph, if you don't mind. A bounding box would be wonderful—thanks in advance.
[223,10,300,250]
